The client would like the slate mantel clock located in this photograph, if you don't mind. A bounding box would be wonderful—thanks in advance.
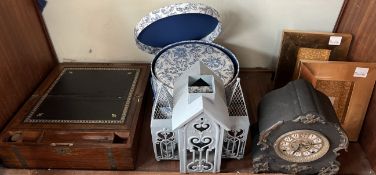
[253,79,348,175]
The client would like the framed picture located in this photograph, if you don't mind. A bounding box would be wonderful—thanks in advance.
[275,30,352,88]
[297,60,376,141]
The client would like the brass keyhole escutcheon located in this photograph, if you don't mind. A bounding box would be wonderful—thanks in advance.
[51,143,74,155]
[54,147,72,155]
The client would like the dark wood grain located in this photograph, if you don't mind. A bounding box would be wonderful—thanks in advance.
[336,0,376,62]
[239,68,274,124]
[0,0,57,130]
[336,0,376,171]
[0,63,150,170]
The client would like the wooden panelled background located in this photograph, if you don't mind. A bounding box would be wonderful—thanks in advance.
[336,0,376,171]
[0,0,57,129]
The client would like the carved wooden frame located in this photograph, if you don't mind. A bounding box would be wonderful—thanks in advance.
[297,60,376,141]
[274,30,352,89]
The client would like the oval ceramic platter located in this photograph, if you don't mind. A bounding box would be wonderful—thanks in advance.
[153,41,236,88]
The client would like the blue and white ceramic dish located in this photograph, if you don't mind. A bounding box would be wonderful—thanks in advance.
[153,41,238,88]
[134,2,240,92]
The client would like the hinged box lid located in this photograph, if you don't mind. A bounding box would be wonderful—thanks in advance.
[134,3,222,54]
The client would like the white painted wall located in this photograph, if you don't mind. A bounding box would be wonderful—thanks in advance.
[43,0,344,68]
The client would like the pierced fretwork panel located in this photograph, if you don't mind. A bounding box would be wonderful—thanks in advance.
[228,79,248,117]
[151,76,173,97]
[225,79,237,104]
[152,86,173,119]
[222,129,246,159]
[184,116,219,173]
[154,129,178,160]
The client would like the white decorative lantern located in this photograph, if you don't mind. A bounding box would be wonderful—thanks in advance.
[151,62,249,173]
[135,3,250,173]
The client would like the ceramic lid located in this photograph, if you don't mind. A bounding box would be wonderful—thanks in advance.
[134,3,222,54]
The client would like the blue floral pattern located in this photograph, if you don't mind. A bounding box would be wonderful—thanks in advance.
[134,3,222,54]
[153,42,235,88]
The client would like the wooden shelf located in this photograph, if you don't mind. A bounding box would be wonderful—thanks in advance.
[0,69,374,174]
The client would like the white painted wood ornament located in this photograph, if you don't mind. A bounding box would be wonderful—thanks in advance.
[135,3,250,173]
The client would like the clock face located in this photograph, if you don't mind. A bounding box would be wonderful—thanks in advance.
[274,130,330,163]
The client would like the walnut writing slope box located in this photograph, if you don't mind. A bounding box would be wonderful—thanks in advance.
[297,60,376,141]
[0,63,150,170]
